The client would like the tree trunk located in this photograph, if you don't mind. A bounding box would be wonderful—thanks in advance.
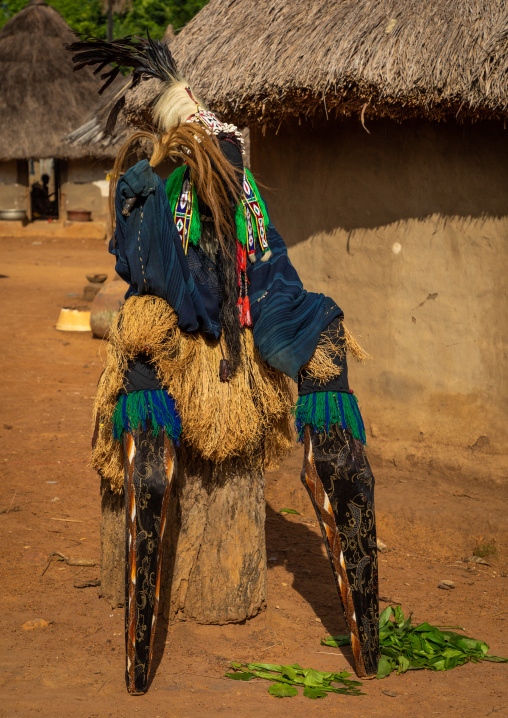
[99,480,124,607]
[100,447,267,623]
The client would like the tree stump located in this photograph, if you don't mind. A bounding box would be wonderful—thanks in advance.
[99,480,124,607]
[99,447,267,623]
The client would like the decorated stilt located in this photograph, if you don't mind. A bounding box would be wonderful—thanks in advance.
[301,423,379,678]
[123,425,176,695]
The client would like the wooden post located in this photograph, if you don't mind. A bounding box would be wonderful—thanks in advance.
[99,479,124,607]
[99,447,267,623]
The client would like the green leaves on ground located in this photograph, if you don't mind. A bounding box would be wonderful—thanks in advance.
[279,508,300,515]
[321,635,350,647]
[225,671,256,681]
[225,606,506,699]
[268,683,298,697]
[225,661,365,699]
[322,605,508,679]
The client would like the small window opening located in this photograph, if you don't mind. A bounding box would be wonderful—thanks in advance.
[29,158,59,220]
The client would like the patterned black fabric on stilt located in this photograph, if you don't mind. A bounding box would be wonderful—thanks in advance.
[301,423,379,677]
[123,423,176,695]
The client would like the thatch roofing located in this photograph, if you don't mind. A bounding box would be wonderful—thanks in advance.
[65,75,131,153]
[68,0,508,145]
[171,0,508,125]
[0,0,116,160]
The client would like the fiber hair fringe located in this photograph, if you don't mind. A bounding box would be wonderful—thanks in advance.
[92,295,294,493]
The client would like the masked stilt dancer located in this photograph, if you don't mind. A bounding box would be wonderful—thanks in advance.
[68,35,379,693]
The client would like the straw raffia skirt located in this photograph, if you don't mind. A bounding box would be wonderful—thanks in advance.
[92,295,294,493]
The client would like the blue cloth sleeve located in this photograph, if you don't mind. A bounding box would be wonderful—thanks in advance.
[247,222,342,380]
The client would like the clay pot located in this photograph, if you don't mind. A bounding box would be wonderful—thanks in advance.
[67,210,91,222]
[86,273,108,284]
[90,281,128,338]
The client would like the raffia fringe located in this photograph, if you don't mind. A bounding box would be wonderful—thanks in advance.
[92,295,294,493]
[304,320,370,385]
[304,333,344,385]
[343,322,371,363]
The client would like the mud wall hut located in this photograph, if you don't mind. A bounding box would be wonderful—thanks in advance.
[0,0,116,225]
[73,0,508,479]
[166,0,508,479]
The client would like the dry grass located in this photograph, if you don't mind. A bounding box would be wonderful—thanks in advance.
[92,295,294,493]
[343,323,371,363]
[303,332,344,386]
[0,0,117,160]
[169,0,508,125]
[303,320,370,385]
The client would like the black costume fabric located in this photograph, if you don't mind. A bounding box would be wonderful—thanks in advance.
[123,422,176,695]
[186,243,221,310]
[298,317,350,396]
[120,355,162,394]
[195,135,244,374]
[301,423,379,677]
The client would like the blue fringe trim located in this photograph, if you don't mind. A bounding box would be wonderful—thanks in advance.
[112,390,182,444]
[292,391,367,445]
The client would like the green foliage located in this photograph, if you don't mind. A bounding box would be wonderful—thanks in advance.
[225,671,256,681]
[113,0,171,39]
[54,0,105,37]
[279,508,300,515]
[322,637,343,648]
[225,661,365,699]
[303,686,327,699]
[0,0,209,36]
[268,683,298,698]
[225,611,506,700]
[0,0,105,34]
[0,0,26,27]
[322,605,508,679]
[166,0,208,30]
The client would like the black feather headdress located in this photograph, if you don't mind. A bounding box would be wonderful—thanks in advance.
[65,33,179,95]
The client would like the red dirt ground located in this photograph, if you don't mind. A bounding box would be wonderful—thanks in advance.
[0,234,507,718]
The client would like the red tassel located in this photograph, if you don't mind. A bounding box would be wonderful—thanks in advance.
[237,242,247,273]
[242,296,252,327]
[236,242,251,326]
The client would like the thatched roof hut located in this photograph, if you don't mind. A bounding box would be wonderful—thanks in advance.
[73,0,508,138]
[172,0,508,126]
[194,0,506,481]
[0,0,113,160]
[0,0,120,225]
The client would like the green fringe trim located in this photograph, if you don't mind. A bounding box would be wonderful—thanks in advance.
[165,166,201,247]
[165,165,186,209]
[112,390,182,443]
[292,391,367,445]
[235,168,269,248]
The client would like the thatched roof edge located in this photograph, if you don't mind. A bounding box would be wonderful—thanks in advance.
[66,0,508,149]
[168,0,508,125]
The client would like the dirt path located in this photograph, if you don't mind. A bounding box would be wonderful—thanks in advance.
[0,235,506,718]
